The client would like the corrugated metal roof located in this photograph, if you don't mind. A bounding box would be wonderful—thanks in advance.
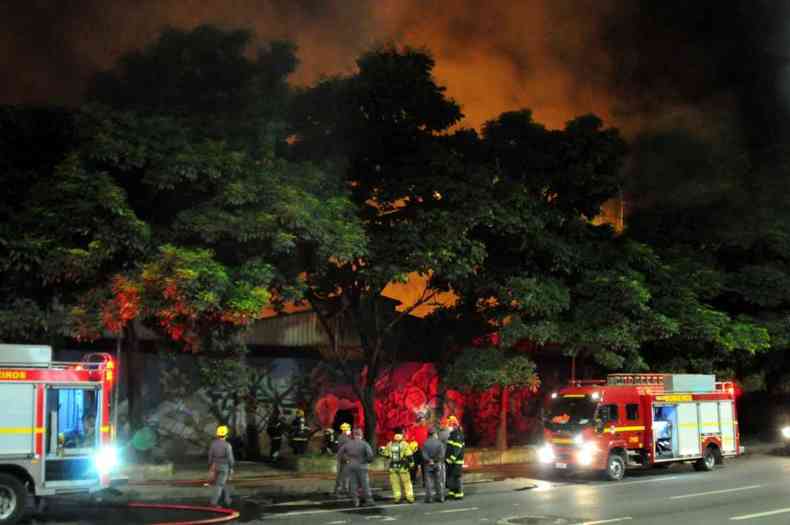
[118,312,360,349]
[243,311,360,348]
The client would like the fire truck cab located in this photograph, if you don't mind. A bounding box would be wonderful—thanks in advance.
[0,344,119,524]
[539,373,741,481]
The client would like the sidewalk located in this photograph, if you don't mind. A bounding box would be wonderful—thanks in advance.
[116,461,535,503]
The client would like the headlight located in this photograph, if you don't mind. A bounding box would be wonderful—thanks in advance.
[94,447,119,474]
[538,444,555,464]
[577,442,598,466]
[782,426,790,439]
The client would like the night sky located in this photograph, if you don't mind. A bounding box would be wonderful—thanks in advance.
[2,0,789,145]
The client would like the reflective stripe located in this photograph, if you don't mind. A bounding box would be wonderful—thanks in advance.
[0,427,44,434]
[615,426,645,432]
[100,425,111,433]
[447,440,464,447]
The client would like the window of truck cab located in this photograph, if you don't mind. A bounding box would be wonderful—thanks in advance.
[46,387,99,456]
[545,396,597,430]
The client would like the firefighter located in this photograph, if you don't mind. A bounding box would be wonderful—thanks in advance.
[323,428,338,454]
[445,416,465,500]
[379,427,415,504]
[421,426,445,503]
[333,422,352,496]
[337,428,375,507]
[266,409,285,461]
[208,425,235,508]
[290,409,310,455]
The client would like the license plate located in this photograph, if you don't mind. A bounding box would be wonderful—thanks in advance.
[555,462,567,469]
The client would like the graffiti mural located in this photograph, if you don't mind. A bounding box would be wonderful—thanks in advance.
[93,349,541,459]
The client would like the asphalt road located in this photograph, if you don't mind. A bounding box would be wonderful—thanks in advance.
[255,453,790,525]
[23,452,790,524]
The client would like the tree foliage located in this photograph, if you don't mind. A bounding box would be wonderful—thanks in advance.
[445,347,540,393]
[290,46,486,445]
[624,128,784,383]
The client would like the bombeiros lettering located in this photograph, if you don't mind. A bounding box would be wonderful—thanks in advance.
[0,370,27,380]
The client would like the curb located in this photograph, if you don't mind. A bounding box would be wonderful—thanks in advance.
[119,470,504,502]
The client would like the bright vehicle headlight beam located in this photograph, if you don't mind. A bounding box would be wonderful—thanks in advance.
[538,444,555,464]
[781,426,790,439]
[577,441,599,466]
[94,447,119,474]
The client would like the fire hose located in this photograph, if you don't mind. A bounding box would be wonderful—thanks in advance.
[124,502,239,525]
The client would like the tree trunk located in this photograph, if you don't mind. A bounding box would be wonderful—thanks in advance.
[496,385,509,451]
[362,380,378,449]
[124,323,145,433]
[245,409,261,461]
[434,358,448,422]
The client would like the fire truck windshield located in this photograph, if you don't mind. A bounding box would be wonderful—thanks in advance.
[545,397,597,430]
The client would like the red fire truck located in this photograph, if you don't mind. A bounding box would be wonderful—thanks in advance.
[0,344,119,524]
[539,373,741,481]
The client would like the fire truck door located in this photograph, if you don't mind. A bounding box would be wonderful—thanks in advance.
[0,383,36,456]
[677,402,701,457]
[719,401,736,453]
[699,402,720,435]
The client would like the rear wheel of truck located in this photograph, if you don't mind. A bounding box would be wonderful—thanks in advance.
[694,447,717,472]
[0,473,26,525]
[604,453,625,481]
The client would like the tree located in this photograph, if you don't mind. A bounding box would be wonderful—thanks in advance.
[1,27,366,444]
[442,109,768,384]
[624,128,781,385]
[0,106,149,346]
[290,46,486,445]
[445,346,540,450]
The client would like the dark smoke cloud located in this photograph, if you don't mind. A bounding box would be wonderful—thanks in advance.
[2,0,788,143]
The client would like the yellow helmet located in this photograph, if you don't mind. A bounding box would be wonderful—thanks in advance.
[216,425,229,438]
[340,422,351,431]
[295,409,305,417]
[447,415,459,426]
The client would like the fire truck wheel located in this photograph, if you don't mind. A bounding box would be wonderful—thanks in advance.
[604,453,626,481]
[0,473,26,525]
[694,447,717,472]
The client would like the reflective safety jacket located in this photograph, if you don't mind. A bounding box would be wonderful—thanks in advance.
[446,428,465,466]
[290,416,310,442]
[379,440,415,472]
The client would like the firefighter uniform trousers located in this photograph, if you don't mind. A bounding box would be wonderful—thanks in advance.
[445,429,465,499]
[347,463,374,504]
[210,465,232,507]
[424,462,445,503]
[334,434,350,495]
[389,469,414,503]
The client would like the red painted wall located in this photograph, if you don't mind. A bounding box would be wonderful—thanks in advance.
[312,362,541,446]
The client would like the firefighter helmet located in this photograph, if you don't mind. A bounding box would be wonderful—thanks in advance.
[216,425,229,438]
[295,409,305,417]
[340,422,351,432]
[447,415,459,427]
